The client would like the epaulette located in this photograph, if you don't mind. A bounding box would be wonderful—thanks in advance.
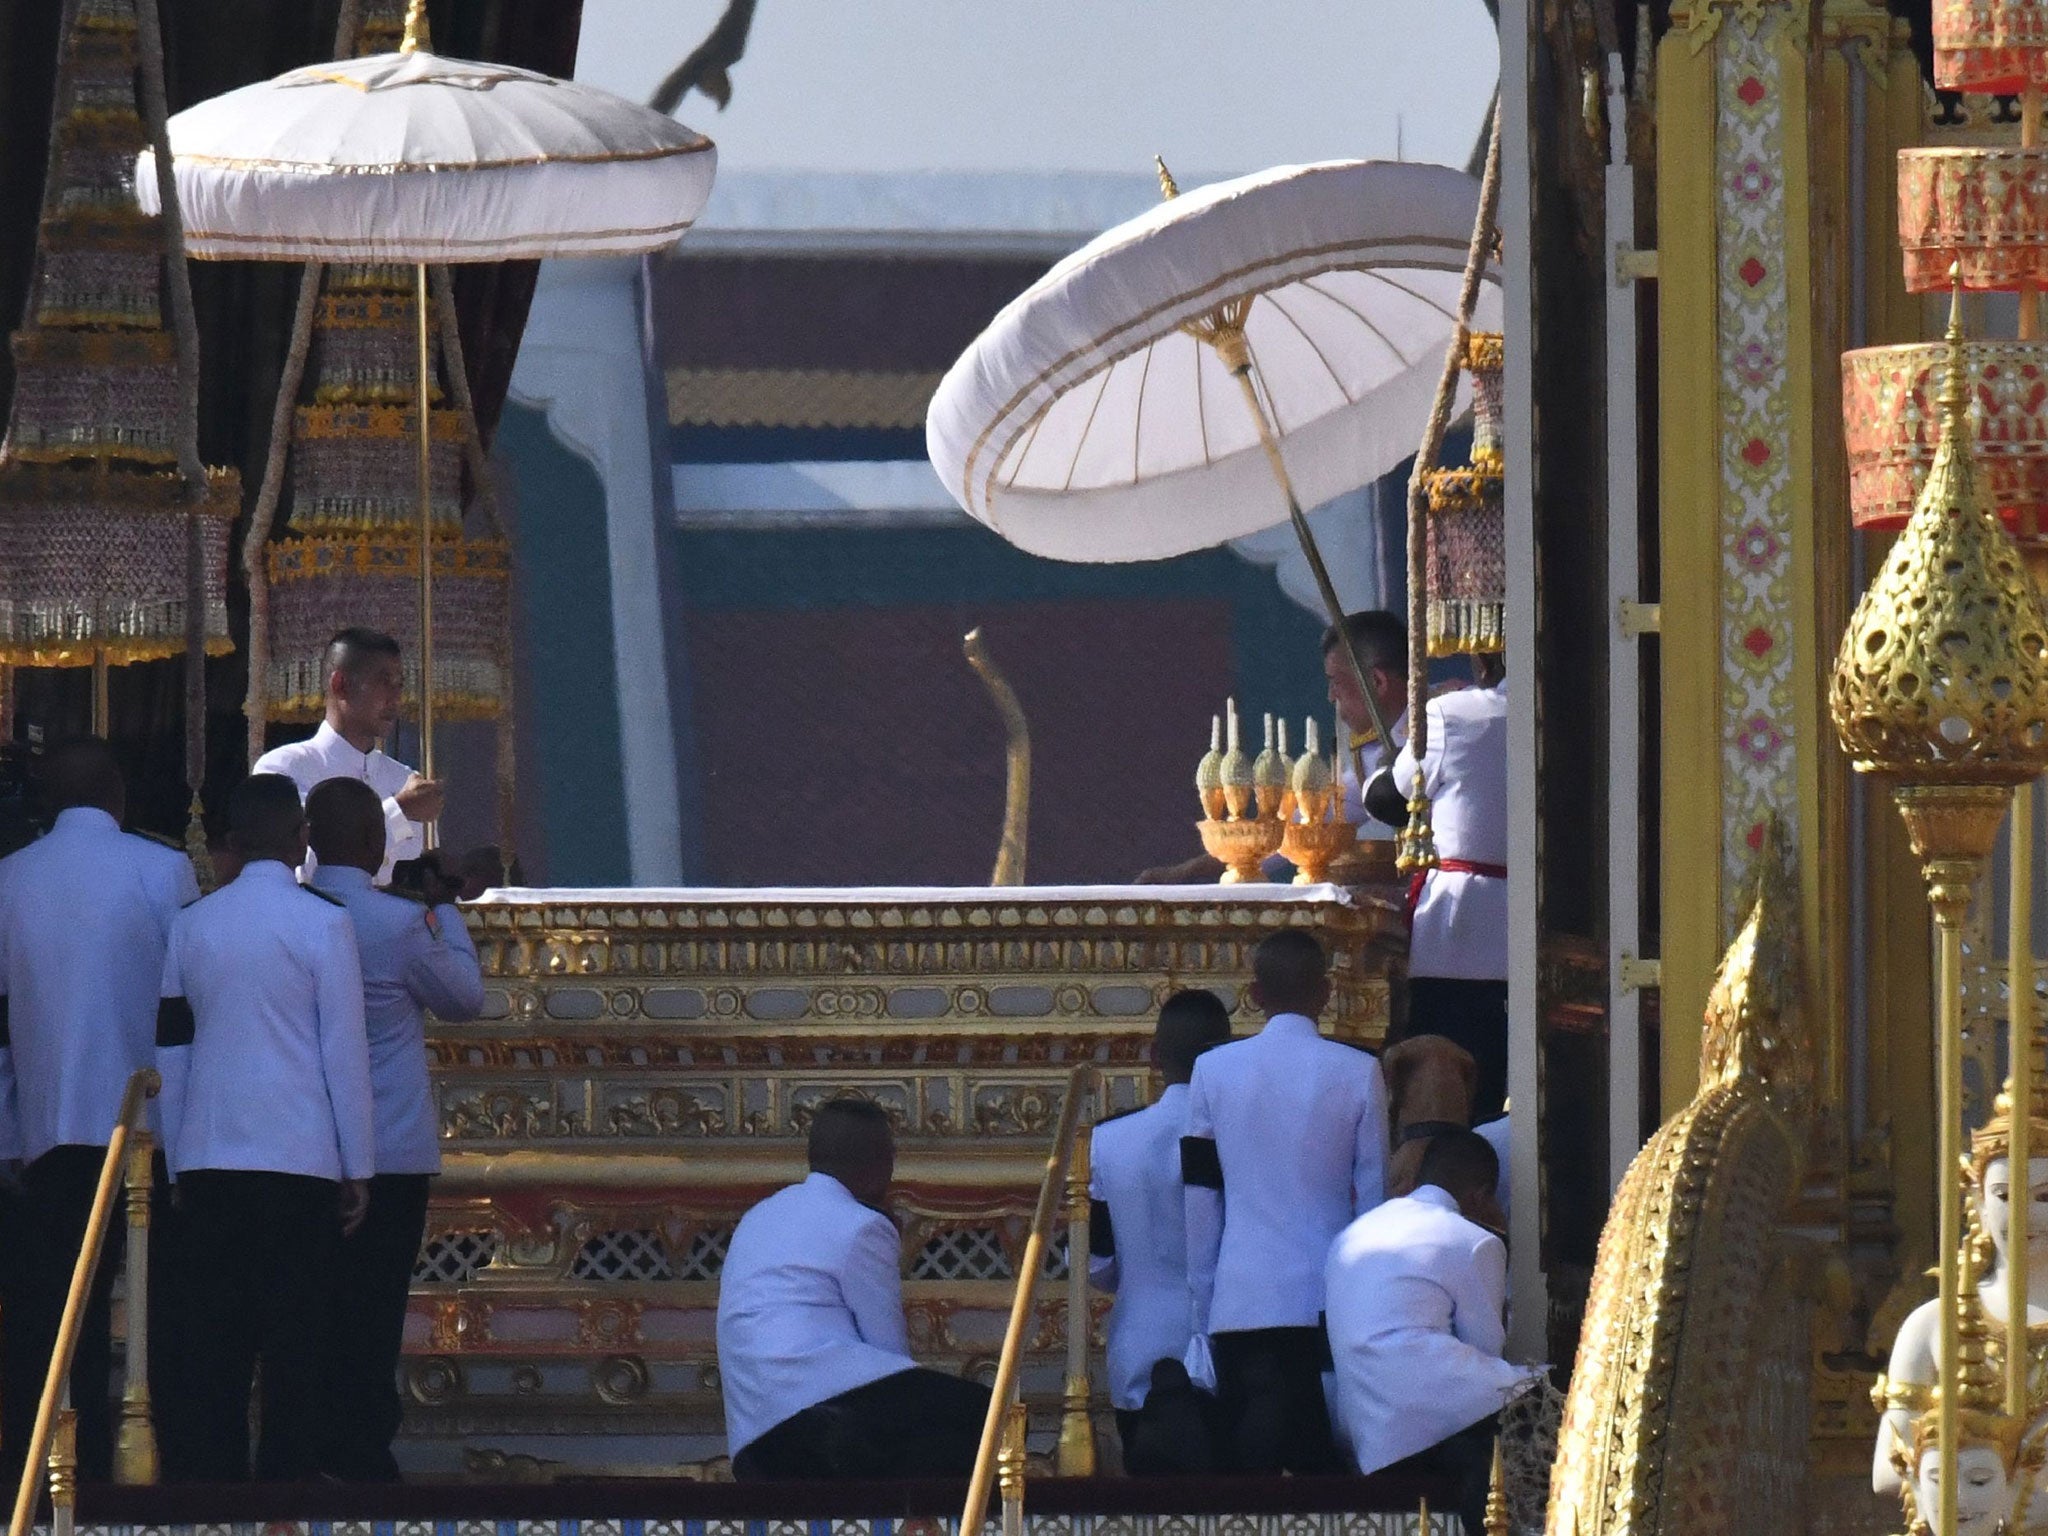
[300,884,346,907]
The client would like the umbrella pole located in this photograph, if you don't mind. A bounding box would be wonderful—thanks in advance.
[1222,363,1398,756]
[414,260,437,846]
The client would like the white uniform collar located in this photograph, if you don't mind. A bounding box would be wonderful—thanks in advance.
[803,1169,861,1203]
[51,806,118,835]
[1260,1012,1321,1037]
[1155,1081,1190,1105]
[1409,1184,1461,1214]
[236,858,302,886]
[312,719,382,762]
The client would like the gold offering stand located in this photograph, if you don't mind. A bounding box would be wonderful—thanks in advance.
[407,884,1405,1474]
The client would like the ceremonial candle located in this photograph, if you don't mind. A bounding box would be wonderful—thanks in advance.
[1226,698,1240,752]
[1210,714,1221,753]
[1304,717,1320,758]
[1263,711,1274,752]
[1277,718,1289,758]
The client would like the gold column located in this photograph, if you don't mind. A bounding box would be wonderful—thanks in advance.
[47,1396,75,1536]
[1057,1125,1095,1475]
[996,1397,1027,1536]
[114,1130,156,1484]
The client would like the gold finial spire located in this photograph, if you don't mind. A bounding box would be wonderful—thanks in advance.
[1828,268,2048,788]
[1154,156,1180,200]
[1699,816,1811,1124]
[401,0,431,53]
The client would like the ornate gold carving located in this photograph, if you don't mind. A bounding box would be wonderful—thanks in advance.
[1549,832,1812,1535]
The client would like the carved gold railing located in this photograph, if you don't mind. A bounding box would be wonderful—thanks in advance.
[961,1062,1095,1534]
[8,1069,160,1536]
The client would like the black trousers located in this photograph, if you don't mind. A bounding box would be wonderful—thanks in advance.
[317,1173,429,1481]
[169,1170,339,1482]
[731,1367,991,1481]
[2,1146,127,1482]
[1383,1411,1499,1535]
[1405,977,1510,1123]
[1210,1326,1341,1475]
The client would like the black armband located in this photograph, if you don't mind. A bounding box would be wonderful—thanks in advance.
[1180,1135,1223,1190]
[1363,768,1408,829]
[1089,1201,1116,1257]
[0,994,9,1047]
[155,997,195,1048]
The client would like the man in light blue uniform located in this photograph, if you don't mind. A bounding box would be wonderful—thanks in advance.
[156,774,374,1482]
[0,738,196,1480]
[305,777,485,1481]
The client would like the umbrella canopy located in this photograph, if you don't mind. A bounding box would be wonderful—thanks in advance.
[136,49,716,262]
[926,159,1500,564]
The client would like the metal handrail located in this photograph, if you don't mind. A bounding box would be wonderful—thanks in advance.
[9,1069,160,1536]
[959,1062,1096,1534]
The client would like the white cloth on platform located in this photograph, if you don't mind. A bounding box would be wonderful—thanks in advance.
[0,808,197,1160]
[1183,1012,1386,1336]
[1326,1184,1536,1473]
[156,860,374,1183]
[1388,681,1508,980]
[715,1171,917,1457]
[310,865,484,1175]
[253,721,422,886]
[1089,1082,1197,1411]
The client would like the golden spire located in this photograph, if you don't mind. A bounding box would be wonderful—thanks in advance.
[1154,156,1180,201]
[1698,816,1811,1125]
[1829,280,2048,788]
[401,0,431,54]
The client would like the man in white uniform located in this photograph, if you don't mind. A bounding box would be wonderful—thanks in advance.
[1182,929,1387,1473]
[1326,1129,1538,1534]
[1366,658,1510,1121]
[1089,988,1233,1473]
[253,627,443,885]
[0,738,197,1481]
[717,1098,989,1479]
[156,774,375,1482]
[306,778,485,1481]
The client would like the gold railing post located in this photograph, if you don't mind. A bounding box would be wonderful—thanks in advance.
[115,1128,157,1484]
[48,1395,75,1536]
[1417,1497,1431,1536]
[997,1396,1027,1536]
[960,1063,1093,1534]
[1057,1093,1096,1475]
[1485,1435,1510,1536]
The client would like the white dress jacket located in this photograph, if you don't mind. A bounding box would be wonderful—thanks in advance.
[715,1171,917,1456]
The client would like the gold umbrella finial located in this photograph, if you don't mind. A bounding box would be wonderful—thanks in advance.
[401,0,432,54]
[1154,156,1180,200]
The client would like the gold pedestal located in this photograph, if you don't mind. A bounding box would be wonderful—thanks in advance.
[1197,816,1284,884]
[1281,818,1357,885]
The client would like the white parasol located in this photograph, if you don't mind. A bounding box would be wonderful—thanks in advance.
[136,0,715,800]
[926,156,1499,749]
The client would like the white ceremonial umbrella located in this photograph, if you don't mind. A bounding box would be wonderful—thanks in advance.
[137,0,715,792]
[926,158,1498,747]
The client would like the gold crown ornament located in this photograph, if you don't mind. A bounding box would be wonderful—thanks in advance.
[1281,716,1357,885]
[1196,697,1283,883]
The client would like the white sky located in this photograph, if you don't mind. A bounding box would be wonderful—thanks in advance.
[575,1,1500,179]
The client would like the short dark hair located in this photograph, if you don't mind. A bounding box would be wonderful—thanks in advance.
[1155,989,1232,1080]
[1417,1128,1500,1197]
[1251,928,1328,1015]
[1321,610,1407,674]
[305,776,385,866]
[39,736,123,816]
[807,1096,894,1178]
[324,627,402,686]
[228,773,305,853]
